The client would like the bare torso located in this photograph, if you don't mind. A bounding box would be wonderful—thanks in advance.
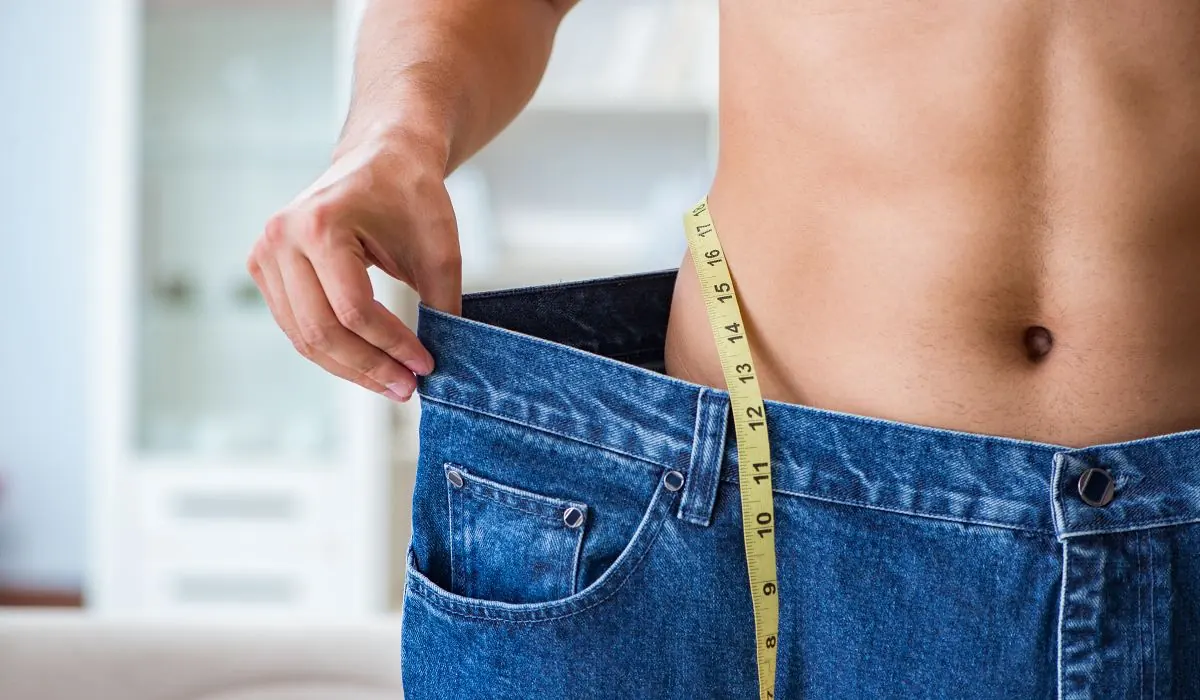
[664,0,1200,447]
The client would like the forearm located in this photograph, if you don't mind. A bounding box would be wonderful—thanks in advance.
[336,0,576,171]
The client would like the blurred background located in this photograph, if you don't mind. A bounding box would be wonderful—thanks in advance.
[0,0,717,623]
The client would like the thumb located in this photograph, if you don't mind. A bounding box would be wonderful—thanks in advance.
[414,221,463,316]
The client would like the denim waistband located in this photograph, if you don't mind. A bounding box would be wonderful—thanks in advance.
[415,271,1200,539]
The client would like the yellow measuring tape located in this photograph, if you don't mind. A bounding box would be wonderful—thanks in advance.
[683,197,779,700]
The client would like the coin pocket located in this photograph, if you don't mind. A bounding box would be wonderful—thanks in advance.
[444,462,589,604]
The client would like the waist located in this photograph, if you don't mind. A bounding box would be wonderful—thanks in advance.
[414,272,1200,537]
[664,183,1200,447]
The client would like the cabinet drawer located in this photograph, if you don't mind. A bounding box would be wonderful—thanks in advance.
[133,469,356,543]
[134,551,351,615]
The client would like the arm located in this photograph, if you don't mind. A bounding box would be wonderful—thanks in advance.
[339,0,579,169]
[248,0,579,403]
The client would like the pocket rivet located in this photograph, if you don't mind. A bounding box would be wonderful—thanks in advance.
[446,470,465,488]
[664,470,685,492]
[563,507,585,528]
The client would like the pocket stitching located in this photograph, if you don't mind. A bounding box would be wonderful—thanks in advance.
[406,510,668,625]
[447,467,458,593]
[407,479,678,624]
[445,462,587,520]
[444,462,585,602]
[462,485,582,522]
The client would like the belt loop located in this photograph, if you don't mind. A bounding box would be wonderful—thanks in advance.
[679,387,729,527]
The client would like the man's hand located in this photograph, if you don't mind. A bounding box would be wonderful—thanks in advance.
[248,0,574,401]
[247,129,459,403]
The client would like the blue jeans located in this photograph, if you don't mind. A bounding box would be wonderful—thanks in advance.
[401,270,1200,699]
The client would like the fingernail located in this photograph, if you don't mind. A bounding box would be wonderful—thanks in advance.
[405,360,433,377]
[387,384,413,402]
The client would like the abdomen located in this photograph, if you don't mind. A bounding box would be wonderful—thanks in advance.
[665,0,1200,447]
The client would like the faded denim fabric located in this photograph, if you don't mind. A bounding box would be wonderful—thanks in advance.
[401,270,1200,700]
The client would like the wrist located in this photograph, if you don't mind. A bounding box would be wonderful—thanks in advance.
[334,115,452,174]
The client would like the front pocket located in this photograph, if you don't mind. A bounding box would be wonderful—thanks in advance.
[445,463,588,604]
[406,468,679,623]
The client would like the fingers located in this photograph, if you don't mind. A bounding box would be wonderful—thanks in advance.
[248,250,403,401]
[276,249,420,400]
[265,244,420,401]
[249,147,463,398]
[308,244,434,376]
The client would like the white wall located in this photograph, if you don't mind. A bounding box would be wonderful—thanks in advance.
[0,0,95,588]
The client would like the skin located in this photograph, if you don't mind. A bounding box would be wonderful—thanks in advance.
[250,0,1200,447]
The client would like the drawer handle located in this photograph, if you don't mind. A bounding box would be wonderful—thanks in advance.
[174,492,296,521]
[173,574,295,603]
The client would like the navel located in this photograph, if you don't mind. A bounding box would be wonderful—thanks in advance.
[1024,325,1054,361]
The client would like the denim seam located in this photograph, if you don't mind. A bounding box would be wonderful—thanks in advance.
[570,519,586,596]
[1051,453,1068,540]
[421,393,677,472]
[447,464,585,521]
[1148,534,1157,700]
[679,390,711,526]
[680,389,723,527]
[1063,425,1200,451]
[447,471,456,595]
[1057,541,1068,700]
[461,486,575,521]
[1059,514,1200,537]
[405,494,675,624]
[1136,530,1145,700]
[773,487,1051,534]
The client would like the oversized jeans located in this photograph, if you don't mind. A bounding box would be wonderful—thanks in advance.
[400,270,1200,699]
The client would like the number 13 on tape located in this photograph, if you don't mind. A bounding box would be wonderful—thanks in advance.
[683,197,780,700]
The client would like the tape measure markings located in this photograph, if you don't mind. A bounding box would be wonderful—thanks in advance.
[683,197,780,700]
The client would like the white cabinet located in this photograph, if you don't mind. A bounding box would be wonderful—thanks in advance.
[88,0,388,617]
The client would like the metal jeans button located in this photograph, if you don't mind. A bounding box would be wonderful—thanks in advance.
[563,507,585,528]
[1077,467,1115,507]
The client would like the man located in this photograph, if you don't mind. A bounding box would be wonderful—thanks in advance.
[247,2,1200,698]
